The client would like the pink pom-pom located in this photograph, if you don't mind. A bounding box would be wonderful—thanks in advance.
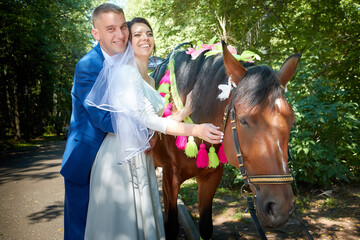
[159,70,171,85]
[162,103,172,117]
[217,142,228,164]
[196,143,209,168]
[175,136,187,150]
[160,92,166,97]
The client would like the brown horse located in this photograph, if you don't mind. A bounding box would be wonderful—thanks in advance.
[152,41,301,240]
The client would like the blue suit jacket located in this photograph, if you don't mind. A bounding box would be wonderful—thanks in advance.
[61,44,114,185]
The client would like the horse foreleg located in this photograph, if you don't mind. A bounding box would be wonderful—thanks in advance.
[196,165,224,240]
[162,167,181,240]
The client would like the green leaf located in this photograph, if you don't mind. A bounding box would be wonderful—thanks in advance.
[208,36,217,45]
[237,50,261,61]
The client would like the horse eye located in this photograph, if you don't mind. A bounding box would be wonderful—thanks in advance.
[239,118,249,126]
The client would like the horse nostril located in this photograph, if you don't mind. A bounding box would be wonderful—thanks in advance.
[261,196,295,228]
[265,202,276,219]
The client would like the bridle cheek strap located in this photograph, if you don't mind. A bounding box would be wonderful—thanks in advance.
[229,108,249,185]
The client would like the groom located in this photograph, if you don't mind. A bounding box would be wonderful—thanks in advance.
[61,3,129,239]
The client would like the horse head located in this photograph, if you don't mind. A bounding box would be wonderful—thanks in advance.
[221,41,301,228]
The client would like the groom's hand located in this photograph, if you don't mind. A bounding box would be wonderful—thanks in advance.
[145,133,158,155]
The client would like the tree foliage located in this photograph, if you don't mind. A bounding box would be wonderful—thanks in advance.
[126,0,360,185]
[1,0,358,186]
[0,0,101,140]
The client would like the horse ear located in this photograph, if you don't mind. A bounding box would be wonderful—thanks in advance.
[222,40,247,85]
[278,54,301,87]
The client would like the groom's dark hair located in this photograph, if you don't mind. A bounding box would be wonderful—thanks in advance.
[92,3,124,26]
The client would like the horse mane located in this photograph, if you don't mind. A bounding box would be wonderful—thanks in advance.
[173,51,285,123]
[232,65,285,111]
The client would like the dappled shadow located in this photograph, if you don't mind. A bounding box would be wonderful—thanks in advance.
[192,211,360,239]
[181,183,360,239]
[0,142,65,185]
[27,201,64,224]
[293,193,360,239]
[0,170,60,185]
[192,214,313,239]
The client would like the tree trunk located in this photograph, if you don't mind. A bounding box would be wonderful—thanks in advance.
[6,80,21,140]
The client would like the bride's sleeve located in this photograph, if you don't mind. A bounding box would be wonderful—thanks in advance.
[140,98,171,134]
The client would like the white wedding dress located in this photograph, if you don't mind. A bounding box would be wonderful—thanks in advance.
[84,81,169,240]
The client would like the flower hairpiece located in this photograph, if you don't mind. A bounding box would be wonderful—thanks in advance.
[217,77,237,101]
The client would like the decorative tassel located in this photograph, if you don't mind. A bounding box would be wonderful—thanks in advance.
[196,143,209,168]
[208,146,220,168]
[217,142,228,164]
[162,103,172,117]
[185,136,198,158]
[175,136,187,150]
[157,83,170,94]
[159,70,171,85]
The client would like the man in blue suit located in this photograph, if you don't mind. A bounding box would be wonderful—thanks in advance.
[60,3,130,239]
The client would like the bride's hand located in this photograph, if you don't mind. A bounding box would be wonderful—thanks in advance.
[194,123,223,144]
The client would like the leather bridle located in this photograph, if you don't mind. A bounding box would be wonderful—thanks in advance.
[222,91,295,240]
[222,99,294,189]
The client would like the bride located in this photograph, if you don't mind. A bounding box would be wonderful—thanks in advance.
[84,18,223,240]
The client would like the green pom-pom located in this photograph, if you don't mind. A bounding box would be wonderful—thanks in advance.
[157,83,170,94]
[164,93,170,106]
[185,136,198,158]
[208,146,220,168]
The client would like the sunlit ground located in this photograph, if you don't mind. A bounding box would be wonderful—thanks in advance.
[179,174,360,239]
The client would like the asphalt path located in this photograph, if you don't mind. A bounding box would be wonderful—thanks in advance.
[0,142,66,240]
[0,141,195,240]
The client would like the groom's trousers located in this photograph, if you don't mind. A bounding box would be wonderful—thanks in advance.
[64,180,89,240]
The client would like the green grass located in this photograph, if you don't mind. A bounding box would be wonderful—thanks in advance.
[0,134,65,152]
[178,165,318,222]
[179,166,246,219]
[232,211,244,221]
[322,197,339,208]
[179,178,198,205]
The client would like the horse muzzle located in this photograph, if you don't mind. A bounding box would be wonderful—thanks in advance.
[255,184,295,228]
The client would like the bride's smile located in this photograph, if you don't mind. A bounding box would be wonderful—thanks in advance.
[131,23,155,59]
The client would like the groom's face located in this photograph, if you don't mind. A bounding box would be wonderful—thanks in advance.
[92,12,129,56]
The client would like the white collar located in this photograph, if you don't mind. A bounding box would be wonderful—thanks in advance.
[100,47,111,61]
